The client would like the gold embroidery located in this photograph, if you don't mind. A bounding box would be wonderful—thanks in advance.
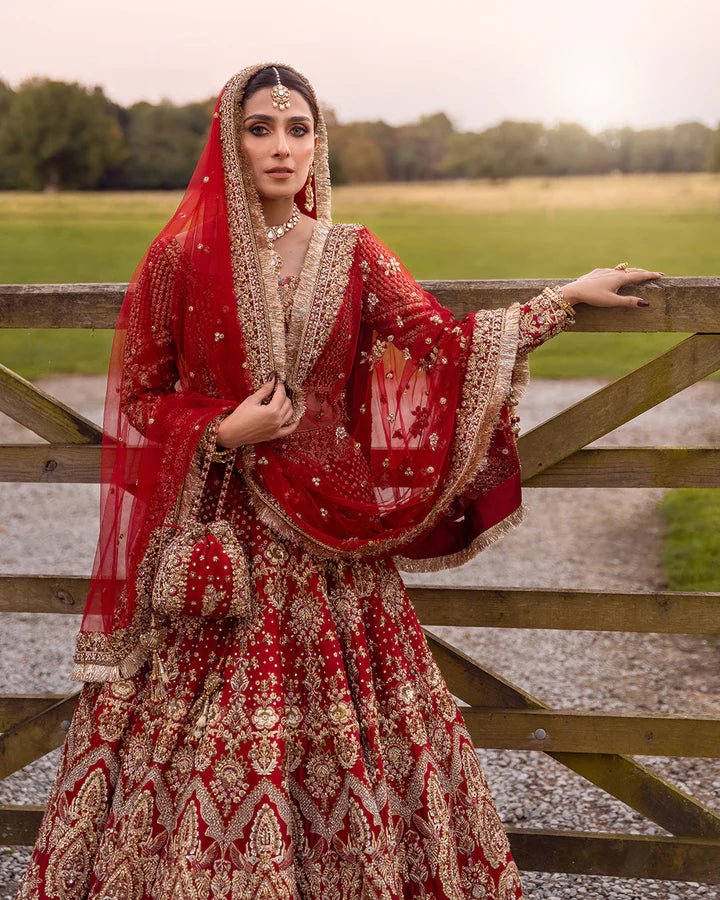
[21,542,521,897]
[241,261,529,572]
[377,254,402,276]
[288,222,359,392]
[219,64,335,430]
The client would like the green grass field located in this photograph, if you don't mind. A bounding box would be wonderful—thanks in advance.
[659,490,720,592]
[3,175,720,380]
[1,174,718,589]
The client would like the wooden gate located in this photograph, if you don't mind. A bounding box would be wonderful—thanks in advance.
[1,277,719,883]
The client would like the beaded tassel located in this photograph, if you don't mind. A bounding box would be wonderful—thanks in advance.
[141,613,170,702]
[192,694,213,740]
[191,673,223,740]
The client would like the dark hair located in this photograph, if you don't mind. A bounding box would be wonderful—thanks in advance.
[242,66,319,130]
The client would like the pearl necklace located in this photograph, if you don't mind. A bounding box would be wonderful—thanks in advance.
[267,203,300,271]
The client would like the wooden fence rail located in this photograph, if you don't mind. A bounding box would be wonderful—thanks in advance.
[1,277,719,884]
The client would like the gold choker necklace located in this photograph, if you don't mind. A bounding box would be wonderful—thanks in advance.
[266,203,300,242]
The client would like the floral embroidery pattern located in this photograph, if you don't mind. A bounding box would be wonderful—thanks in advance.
[17,503,522,898]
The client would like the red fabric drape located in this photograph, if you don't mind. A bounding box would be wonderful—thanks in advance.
[71,63,529,683]
[239,224,527,569]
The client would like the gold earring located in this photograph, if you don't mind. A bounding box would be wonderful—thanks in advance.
[304,162,315,212]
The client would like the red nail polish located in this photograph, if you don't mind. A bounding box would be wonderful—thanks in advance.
[638,299,650,307]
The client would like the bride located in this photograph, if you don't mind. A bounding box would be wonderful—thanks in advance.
[17,62,661,899]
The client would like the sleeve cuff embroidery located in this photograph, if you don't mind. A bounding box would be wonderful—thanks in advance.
[516,285,576,355]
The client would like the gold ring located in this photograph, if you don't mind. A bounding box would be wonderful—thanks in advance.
[615,262,629,270]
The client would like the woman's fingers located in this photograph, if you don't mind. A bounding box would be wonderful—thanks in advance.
[608,289,650,308]
[268,379,287,408]
[623,268,663,281]
[279,397,293,420]
[252,378,276,406]
[266,380,297,431]
[280,419,299,434]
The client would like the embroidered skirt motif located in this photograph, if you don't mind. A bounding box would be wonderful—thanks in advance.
[16,482,523,899]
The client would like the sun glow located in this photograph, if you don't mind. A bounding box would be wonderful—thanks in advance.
[554,66,638,133]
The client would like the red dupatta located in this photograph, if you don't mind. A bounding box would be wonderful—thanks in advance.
[71,62,529,683]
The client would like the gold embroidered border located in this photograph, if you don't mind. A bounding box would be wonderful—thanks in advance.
[241,302,527,569]
[394,503,527,573]
[218,63,334,409]
[220,73,274,387]
[288,223,359,387]
[70,618,150,682]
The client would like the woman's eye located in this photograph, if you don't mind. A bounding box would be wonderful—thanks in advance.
[248,124,306,137]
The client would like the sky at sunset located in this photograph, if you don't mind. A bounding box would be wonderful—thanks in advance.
[2,0,718,134]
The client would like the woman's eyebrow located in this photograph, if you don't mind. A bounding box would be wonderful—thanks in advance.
[243,114,312,124]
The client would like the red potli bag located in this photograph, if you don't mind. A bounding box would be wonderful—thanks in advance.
[133,438,251,699]
[149,448,251,621]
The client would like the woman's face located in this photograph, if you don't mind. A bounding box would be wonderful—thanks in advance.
[240,86,317,202]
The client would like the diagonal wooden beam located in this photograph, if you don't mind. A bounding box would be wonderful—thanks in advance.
[0,364,101,443]
[425,630,720,838]
[518,334,720,477]
[0,693,79,780]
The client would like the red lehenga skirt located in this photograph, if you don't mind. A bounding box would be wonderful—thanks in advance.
[16,476,523,899]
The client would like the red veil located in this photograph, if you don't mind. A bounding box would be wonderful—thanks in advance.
[71,63,530,683]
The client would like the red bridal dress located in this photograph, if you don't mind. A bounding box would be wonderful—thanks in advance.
[16,63,575,900]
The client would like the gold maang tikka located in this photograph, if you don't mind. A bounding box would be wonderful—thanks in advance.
[270,66,290,111]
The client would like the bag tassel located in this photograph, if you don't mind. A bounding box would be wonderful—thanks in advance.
[140,612,170,702]
[192,694,212,740]
[191,673,223,740]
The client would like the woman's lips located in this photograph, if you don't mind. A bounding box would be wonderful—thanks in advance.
[266,171,293,179]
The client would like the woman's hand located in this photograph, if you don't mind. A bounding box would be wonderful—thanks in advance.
[216,375,300,448]
[561,267,664,308]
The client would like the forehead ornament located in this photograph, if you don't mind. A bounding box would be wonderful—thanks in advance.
[270,67,291,111]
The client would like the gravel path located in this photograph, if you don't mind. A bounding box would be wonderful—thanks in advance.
[1,374,718,898]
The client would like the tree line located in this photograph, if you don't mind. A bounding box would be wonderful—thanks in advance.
[1,77,719,191]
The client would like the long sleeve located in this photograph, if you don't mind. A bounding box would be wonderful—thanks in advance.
[516,289,576,355]
[339,225,533,570]
[356,226,575,358]
[118,235,239,465]
[119,238,184,438]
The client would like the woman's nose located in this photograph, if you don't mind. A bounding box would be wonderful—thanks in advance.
[273,134,290,157]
